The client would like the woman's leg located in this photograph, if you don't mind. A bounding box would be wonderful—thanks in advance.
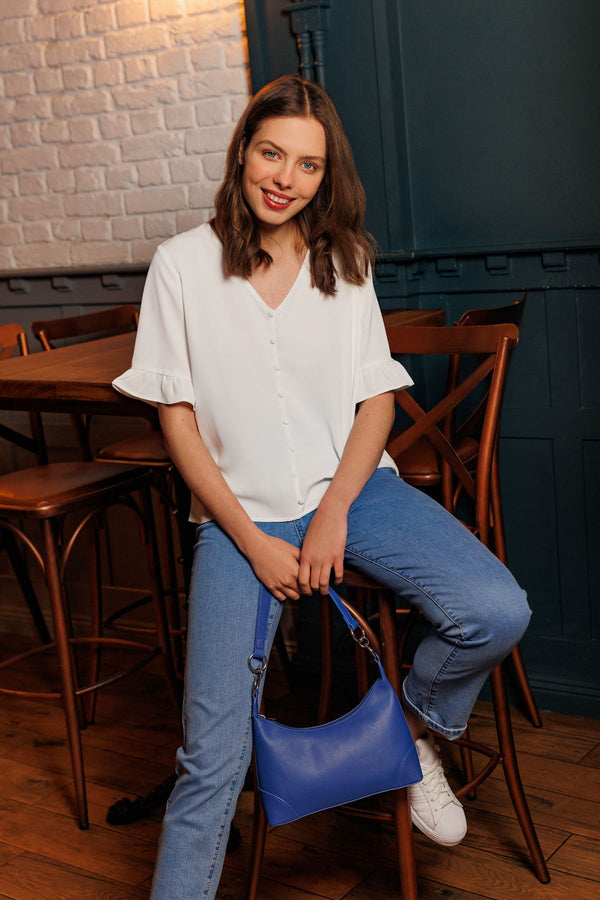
[150,520,300,900]
[329,468,531,846]
[338,468,531,740]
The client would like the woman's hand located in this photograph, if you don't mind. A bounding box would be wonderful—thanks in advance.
[298,502,348,595]
[296,392,395,596]
[245,531,302,602]
[159,403,300,602]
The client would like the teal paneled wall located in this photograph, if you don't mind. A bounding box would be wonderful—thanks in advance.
[398,1,600,253]
[245,1,600,255]
[243,1,600,716]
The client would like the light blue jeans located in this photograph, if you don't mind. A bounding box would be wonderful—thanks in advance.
[150,468,531,899]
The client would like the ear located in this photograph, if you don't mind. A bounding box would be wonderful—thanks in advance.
[238,140,246,165]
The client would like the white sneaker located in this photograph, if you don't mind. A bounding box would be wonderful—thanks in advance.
[408,734,467,846]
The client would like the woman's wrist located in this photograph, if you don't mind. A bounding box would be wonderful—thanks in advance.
[234,520,268,562]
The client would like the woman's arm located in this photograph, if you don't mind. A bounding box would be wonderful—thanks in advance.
[298,390,395,594]
[158,403,302,601]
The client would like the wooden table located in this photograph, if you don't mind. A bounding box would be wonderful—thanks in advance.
[383,308,445,327]
[0,310,444,415]
[0,332,149,416]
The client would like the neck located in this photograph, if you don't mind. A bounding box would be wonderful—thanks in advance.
[259,221,305,263]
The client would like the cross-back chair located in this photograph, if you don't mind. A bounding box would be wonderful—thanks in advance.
[0,323,180,829]
[391,296,540,727]
[247,321,549,899]
[31,306,188,672]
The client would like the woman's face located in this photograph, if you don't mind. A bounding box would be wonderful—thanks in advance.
[240,116,327,236]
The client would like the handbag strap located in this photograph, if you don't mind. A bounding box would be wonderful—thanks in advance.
[254,584,363,658]
[249,583,381,696]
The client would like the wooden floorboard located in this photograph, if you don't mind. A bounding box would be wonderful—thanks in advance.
[0,634,599,899]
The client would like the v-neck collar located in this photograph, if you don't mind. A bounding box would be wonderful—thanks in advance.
[243,251,309,313]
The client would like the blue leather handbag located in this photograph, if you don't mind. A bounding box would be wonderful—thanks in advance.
[249,584,422,826]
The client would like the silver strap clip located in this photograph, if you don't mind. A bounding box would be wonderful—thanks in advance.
[248,653,268,695]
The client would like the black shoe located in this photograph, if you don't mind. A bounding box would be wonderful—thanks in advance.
[107,774,242,854]
[106,773,177,825]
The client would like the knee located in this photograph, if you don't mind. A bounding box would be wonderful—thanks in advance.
[472,583,531,662]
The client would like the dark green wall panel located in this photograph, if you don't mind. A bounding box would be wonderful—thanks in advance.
[579,290,600,409]
[500,437,560,637]
[583,440,600,643]
[398,1,600,252]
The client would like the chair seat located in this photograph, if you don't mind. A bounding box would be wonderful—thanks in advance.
[395,435,479,479]
[97,430,170,465]
[0,461,151,517]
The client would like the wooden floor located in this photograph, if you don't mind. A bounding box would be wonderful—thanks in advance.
[0,636,599,900]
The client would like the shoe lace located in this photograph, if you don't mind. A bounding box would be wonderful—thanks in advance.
[420,755,455,812]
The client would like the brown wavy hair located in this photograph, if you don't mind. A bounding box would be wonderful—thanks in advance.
[210,74,375,296]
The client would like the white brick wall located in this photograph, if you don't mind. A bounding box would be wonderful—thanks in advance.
[0,0,251,270]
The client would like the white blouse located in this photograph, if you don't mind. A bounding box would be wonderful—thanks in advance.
[113,224,412,523]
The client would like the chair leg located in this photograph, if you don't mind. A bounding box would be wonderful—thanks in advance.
[41,517,89,830]
[509,645,542,728]
[141,486,182,711]
[459,726,478,800]
[4,532,51,644]
[353,589,370,700]
[160,487,185,674]
[273,629,295,690]
[246,781,268,900]
[378,591,419,899]
[84,523,103,725]
[490,663,549,883]
[393,787,418,900]
[489,457,542,730]
[318,594,332,724]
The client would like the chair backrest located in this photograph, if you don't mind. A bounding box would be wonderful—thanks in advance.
[456,293,527,328]
[31,304,139,351]
[30,305,139,460]
[0,324,28,361]
[0,324,47,465]
[384,323,519,546]
[447,294,526,452]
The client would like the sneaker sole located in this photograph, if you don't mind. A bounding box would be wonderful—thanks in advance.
[410,808,467,847]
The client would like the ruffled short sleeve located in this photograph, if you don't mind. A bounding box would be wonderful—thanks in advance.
[356,356,412,404]
[112,242,195,408]
[353,282,413,404]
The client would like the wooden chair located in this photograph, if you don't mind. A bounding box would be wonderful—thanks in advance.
[0,324,180,829]
[247,322,550,899]
[0,326,52,644]
[31,306,188,672]
[392,296,540,727]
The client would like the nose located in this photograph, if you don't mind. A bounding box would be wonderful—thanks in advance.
[273,161,293,190]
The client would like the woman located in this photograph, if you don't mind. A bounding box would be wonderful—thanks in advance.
[114,74,531,899]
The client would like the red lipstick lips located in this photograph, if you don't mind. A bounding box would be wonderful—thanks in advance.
[262,189,294,211]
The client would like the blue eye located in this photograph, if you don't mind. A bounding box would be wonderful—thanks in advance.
[264,150,278,159]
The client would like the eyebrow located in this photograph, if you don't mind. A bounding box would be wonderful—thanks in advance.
[256,139,326,164]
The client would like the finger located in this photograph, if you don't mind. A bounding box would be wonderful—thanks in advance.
[318,565,331,595]
[311,563,327,594]
[333,557,344,584]
[297,562,312,595]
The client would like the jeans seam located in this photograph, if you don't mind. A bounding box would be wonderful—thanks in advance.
[203,714,252,897]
